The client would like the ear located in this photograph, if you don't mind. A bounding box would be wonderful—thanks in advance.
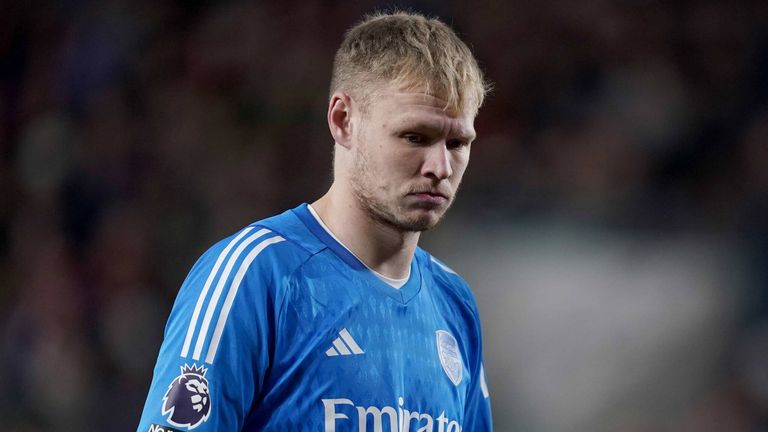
[328,92,354,149]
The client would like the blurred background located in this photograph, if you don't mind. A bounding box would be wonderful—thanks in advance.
[1,0,767,430]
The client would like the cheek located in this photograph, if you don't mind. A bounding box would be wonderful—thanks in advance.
[378,145,418,178]
[451,153,470,179]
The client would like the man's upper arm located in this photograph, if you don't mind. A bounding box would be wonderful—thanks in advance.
[136,227,287,432]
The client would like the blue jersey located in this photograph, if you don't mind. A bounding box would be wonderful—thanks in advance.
[137,203,492,432]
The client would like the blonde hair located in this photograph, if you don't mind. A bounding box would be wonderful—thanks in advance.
[330,11,490,115]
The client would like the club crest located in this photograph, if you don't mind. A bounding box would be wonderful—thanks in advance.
[161,364,211,430]
[436,330,463,386]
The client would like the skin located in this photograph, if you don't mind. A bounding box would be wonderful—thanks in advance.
[313,81,476,280]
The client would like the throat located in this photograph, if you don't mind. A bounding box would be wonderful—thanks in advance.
[307,202,415,285]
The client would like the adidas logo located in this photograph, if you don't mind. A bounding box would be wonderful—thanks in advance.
[325,328,364,356]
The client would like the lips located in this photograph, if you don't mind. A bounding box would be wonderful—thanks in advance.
[417,192,447,199]
[408,191,449,205]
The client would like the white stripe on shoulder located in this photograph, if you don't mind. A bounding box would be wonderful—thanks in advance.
[205,235,285,363]
[180,226,255,358]
[192,228,272,360]
[430,256,458,275]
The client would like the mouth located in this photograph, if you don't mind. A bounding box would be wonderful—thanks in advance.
[407,191,450,206]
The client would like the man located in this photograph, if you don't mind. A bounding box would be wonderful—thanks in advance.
[137,11,491,431]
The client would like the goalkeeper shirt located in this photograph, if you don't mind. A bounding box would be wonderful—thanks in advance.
[137,203,492,431]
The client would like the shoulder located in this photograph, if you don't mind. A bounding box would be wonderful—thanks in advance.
[418,247,469,290]
[202,205,326,275]
[176,210,322,318]
[166,208,322,361]
[417,248,480,314]
[199,225,307,285]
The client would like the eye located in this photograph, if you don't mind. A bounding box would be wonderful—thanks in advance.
[446,139,469,150]
[402,133,425,144]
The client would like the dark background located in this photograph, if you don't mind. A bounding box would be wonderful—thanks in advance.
[1,1,768,430]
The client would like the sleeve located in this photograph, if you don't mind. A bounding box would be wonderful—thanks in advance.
[463,301,493,430]
[136,227,285,432]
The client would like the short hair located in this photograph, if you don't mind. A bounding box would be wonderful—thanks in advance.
[330,11,490,116]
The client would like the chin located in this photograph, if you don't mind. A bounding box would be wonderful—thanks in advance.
[393,210,443,232]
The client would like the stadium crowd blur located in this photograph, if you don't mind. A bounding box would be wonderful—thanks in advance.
[2,1,768,430]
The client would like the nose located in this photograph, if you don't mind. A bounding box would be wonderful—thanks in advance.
[421,142,453,180]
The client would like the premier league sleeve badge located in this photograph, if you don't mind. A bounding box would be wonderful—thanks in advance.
[161,364,212,429]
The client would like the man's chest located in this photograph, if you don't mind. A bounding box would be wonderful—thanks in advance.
[251,279,470,431]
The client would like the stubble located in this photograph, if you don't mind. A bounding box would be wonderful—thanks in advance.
[348,143,444,232]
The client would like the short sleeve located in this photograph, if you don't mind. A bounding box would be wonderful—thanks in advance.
[464,358,493,430]
[463,296,493,430]
[136,227,286,432]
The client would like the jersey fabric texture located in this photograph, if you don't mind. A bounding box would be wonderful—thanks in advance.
[137,203,492,432]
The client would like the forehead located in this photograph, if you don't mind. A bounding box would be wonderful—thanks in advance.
[365,85,476,138]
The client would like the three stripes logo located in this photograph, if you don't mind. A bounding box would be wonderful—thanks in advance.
[325,328,364,357]
[179,226,285,365]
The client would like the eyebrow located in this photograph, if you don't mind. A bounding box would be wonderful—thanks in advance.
[455,129,477,142]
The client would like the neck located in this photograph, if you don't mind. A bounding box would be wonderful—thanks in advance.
[312,183,420,279]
